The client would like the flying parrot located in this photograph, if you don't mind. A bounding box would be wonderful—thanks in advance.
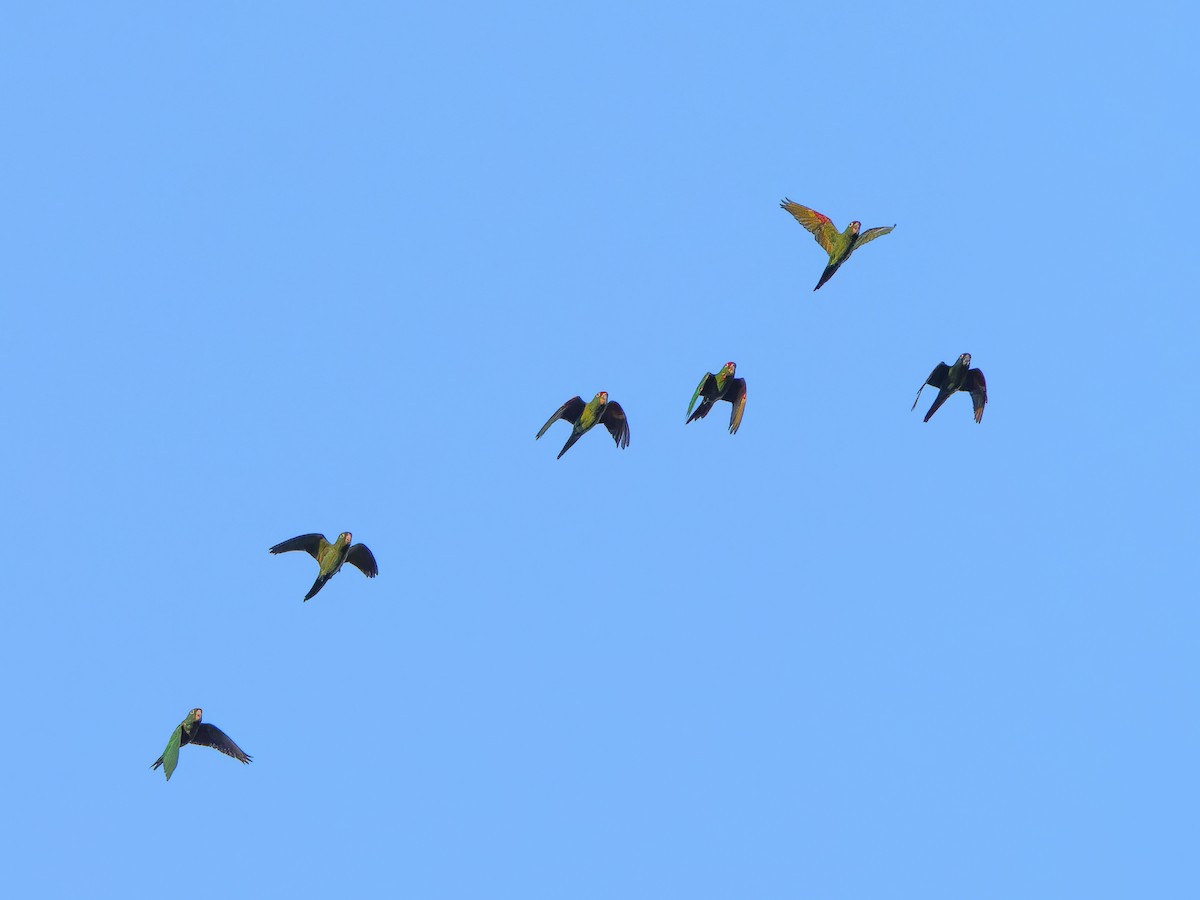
[151,708,251,781]
[780,199,895,290]
[912,353,988,423]
[686,361,747,434]
[536,391,630,459]
[269,532,379,601]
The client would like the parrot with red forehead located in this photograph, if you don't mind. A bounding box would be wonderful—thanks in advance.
[780,199,895,290]
[151,708,251,781]
[269,531,378,601]
[536,391,630,459]
[911,353,988,423]
[686,361,747,434]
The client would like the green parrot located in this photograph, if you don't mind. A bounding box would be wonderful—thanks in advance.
[536,391,630,459]
[686,361,747,434]
[912,353,988,423]
[151,708,251,781]
[269,532,379,601]
[780,199,895,290]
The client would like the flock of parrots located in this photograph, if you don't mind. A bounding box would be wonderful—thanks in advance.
[151,198,989,781]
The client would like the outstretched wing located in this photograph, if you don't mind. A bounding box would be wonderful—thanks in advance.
[687,373,719,418]
[151,725,184,780]
[346,543,379,578]
[780,199,839,255]
[963,369,987,423]
[924,362,951,390]
[536,396,585,439]
[189,723,252,765]
[725,378,747,434]
[600,401,630,450]
[853,225,895,249]
[269,534,326,561]
[912,363,950,410]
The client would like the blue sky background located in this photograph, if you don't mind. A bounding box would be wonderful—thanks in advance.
[3,2,1197,897]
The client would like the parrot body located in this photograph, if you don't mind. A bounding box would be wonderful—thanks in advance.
[270,532,379,601]
[912,353,988,423]
[536,391,630,459]
[780,199,895,290]
[151,708,251,781]
[686,362,747,434]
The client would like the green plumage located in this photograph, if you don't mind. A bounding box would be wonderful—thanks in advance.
[780,199,895,290]
[151,708,251,781]
[157,715,187,781]
[269,531,379,601]
[536,391,631,459]
[686,362,747,434]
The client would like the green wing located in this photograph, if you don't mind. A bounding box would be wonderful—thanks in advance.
[853,225,895,249]
[687,373,717,418]
[781,199,839,256]
[157,725,183,781]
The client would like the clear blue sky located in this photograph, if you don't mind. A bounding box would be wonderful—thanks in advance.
[4,3,1197,897]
